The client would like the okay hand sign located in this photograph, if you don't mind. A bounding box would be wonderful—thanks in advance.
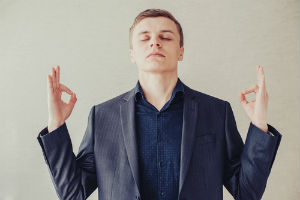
[47,65,77,132]
[239,65,269,133]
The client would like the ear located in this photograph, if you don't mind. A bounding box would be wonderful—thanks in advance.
[178,46,184,61]
[129,48,136,64]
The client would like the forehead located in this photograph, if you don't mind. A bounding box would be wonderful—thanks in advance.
[133,17,178,35]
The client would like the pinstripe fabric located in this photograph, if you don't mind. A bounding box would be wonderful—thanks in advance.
[37,79,282,200]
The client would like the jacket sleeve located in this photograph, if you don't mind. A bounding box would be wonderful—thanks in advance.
[37,106,98,200]
[222,102,282,200]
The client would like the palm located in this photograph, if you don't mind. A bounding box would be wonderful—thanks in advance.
[244,101,255,119]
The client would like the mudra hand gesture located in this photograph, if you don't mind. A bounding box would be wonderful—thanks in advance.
[47,65,77,132]
[239,65,269,133]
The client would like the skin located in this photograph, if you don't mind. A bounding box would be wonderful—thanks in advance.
[47,65,77,132]
[239,65,269,133]
[47,17,269,134]
[129,17,184,111]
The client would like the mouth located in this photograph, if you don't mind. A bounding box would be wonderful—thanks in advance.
[147,52,165,58]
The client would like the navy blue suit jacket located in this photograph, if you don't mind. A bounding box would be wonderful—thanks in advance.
[37,81,282,200]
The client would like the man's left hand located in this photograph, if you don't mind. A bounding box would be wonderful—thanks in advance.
[239,65,269,133]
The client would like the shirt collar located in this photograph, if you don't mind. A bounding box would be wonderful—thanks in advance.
[134,77,185,102]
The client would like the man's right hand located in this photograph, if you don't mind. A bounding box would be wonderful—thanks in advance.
[47,65,77,132]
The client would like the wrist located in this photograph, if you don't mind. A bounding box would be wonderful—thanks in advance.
[47,120,65,132]
[252,121,268,133]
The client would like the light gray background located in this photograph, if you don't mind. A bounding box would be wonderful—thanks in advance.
[0,0,299,199]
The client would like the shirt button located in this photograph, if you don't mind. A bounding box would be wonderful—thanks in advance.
[159,162,163,168]
[160,191,164,196]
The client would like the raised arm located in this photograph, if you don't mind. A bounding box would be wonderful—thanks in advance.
[37,65,97,199]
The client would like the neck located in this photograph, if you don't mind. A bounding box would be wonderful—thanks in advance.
[138,69,178,111]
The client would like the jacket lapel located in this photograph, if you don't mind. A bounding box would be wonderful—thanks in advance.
[120,88,141,195]
[178,83,199,196]
[119,83,199,198]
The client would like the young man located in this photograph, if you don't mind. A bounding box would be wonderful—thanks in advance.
[37,9,282,200]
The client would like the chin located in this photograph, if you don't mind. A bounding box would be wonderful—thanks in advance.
[139,63,175,73]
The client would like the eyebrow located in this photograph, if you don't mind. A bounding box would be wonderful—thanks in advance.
[138,30,175,35]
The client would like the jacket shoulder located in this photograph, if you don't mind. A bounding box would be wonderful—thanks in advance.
[93,89,133,112]
[186,86,228,106]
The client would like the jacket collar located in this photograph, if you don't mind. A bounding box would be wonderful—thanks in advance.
[133,77,185,103]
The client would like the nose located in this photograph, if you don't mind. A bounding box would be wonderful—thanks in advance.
[150,39,161,48]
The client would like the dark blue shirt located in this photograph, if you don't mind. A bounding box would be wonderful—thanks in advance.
[134,77,184,200]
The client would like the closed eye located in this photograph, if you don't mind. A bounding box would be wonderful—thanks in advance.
[140,37,171,41]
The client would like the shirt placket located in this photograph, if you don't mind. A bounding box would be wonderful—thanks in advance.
[157,111,165,200]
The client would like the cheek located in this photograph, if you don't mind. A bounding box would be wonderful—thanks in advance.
[135,47,147,58]
[133,51,145,64]
[167,48,180,58]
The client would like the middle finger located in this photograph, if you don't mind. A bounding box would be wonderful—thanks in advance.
[56,65,60,86]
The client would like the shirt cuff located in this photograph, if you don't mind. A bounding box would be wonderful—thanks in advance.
[250,122,281,137]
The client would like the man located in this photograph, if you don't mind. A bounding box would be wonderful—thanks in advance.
[37,9,282,200]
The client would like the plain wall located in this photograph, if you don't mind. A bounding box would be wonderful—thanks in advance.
[0,0,299,199]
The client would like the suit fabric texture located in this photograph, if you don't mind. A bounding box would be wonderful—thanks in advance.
[37,80,282,200]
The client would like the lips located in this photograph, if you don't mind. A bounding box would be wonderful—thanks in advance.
[147,52,165,58]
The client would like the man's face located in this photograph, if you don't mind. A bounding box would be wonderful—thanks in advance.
[129,17,184,74]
